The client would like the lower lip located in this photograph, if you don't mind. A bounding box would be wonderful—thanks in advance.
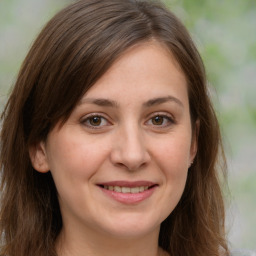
[99,186,157,204]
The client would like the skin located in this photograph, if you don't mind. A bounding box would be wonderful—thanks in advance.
[30,41,198,256]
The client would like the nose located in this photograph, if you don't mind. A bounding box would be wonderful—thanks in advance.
[110,125,151,171]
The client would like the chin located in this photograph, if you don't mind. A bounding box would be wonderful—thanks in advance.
[97,213,162,239]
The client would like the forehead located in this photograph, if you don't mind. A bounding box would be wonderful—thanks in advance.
[80,42,188,108]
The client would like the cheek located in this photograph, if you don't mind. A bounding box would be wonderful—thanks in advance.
[153,133,192,173]
[46,133,112,213]
[46,133,110,185]
[154,135,190,213]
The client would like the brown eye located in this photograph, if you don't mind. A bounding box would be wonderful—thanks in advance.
[152,116,164,125]
[146,114,174,128]
[82,115,109,129]
[89,116,102,126]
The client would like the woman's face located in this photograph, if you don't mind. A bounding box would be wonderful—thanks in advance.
[32,42,197,240]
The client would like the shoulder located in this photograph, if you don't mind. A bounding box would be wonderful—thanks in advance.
[230,249,256,256]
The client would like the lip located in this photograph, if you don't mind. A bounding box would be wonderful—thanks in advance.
[99,180,156,187]
[97,180,158,204]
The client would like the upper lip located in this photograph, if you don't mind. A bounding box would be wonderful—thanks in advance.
[98,180,157,188]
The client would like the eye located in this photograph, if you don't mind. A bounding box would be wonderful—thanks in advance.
[81,114,110,129]
[146,114,174,127]
[151,116,165,125]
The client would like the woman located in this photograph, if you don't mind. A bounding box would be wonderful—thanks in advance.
[0,0,230,255]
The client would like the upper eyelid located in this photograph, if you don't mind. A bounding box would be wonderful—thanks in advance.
[147,116,174,123]
[80,113,110,122]
[80,114,112,129]
[146,112,175,121]
[145,113,176,127]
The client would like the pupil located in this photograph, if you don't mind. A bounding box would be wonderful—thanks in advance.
[90,116,101,126]
[153,116,163,125]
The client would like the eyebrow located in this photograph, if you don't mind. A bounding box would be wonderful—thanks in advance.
[79,95,183,108]
[78,98,119,107]
[143,96,184,108]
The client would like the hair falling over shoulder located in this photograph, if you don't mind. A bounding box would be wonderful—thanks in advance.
[0,0,230,255]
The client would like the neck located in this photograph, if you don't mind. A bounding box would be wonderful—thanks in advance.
[56,224,169,256]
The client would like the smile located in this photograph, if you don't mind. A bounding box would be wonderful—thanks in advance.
[103,185,149,193]
[98,181,158,204]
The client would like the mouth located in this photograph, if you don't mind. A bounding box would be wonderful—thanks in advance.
[99,184,157,193]
[97,181,158,203]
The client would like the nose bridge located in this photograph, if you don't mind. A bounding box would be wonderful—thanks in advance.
[110,121,150,171]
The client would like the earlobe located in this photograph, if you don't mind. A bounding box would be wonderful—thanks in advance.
[29,141,50,173]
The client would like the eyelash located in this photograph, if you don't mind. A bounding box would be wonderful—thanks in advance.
[80,113,175,129]
[80,114,111,129]
[145,113,175,128]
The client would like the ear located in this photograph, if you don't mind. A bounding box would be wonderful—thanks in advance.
[29,141,50,173]
[189,119,200,164]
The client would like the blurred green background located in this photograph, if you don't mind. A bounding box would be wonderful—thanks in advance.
[0,0,255,251]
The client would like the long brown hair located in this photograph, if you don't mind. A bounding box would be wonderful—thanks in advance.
[0,0,229,255]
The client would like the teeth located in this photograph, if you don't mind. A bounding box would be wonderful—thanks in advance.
[131,187,139,193]
[103,185,150,193]
[114,186,122,192]
[121,187,130,193]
